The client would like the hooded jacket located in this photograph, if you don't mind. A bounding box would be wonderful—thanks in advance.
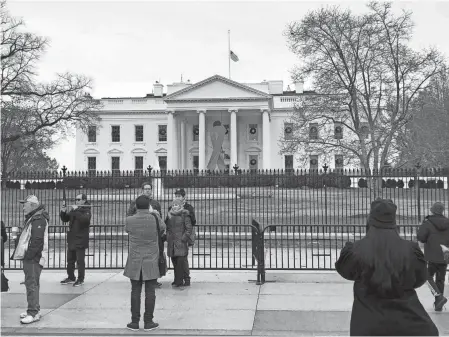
[60,202,92,250]
[417,214,449,263]
[12,205,50,266]
[166,208,192,257]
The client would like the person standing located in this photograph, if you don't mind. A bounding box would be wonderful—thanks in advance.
[124,195,165,331]
[60,193,91,287]
[1,220,7,268]
[127,182,162,216]
[165,188,196,286]
[166,199,193,287]
[11,195,49,324]
[417,201,449,311]
[335,198,438,336]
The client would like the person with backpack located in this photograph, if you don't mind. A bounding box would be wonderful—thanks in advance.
[166,198,193,287]
[417,201,449,311]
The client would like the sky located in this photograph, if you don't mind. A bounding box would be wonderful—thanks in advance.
[6,0,449,170]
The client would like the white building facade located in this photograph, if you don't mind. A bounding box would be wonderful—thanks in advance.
[75,74,342,172]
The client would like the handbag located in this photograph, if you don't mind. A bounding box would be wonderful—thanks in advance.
[151,213,167,277]
[11,221,32,260]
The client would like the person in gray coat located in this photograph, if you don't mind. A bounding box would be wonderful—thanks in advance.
[123,195,165,332]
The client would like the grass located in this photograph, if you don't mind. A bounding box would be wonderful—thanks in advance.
[1,187,448,227]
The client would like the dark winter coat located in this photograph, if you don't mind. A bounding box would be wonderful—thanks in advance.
[60,203,92,250]
[123,210,165,281]
[127,197,161,217]
[336,240,439,336]
[1,221,7,267]
[166,209,193,257]
[165,202,196,226]
[417,214,449,264]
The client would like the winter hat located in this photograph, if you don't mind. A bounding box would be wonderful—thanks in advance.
[135,195,150,210]
[171,199,183,212]
[430,202,445,215]
[367,198,397,229]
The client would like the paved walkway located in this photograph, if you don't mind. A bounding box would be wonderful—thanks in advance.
[1,270,448,336]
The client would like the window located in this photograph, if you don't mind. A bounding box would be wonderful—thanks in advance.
[87,126,96,143]
[193,125,199,141]
[285,155,294,173]
[193,155,199,175]
[309,155,318,170]
[135,125,143,142]
[111,156,120,175]
[111,125,120,142]
[334,122,343,139]
[335,155,344,171]
[158,125,167,142]
[248,124,258,141]
[135,156,143,172]
[309,123,318,140]
[158,156,167,174]
[87,157,96,171]
[284,123,293,140]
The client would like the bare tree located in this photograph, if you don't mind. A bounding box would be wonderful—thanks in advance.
[282,1,445,180]
[1,1,101,146]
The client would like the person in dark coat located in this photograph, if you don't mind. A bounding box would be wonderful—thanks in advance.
[336,198,439,336]
[124,195,164,332]
[418,201,449,311]
[127,182,162,216]
[166,199,193,287]
[1,220,7,268]
[165,188,196,286]
[60,193,91,287]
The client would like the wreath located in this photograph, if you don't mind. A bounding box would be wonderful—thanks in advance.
[250,159,257,165]
[335,126,342,133]
[285,126,292,134]
[159,129,166,136]
[249,127,257,135]
[360,126,369,133]
[193,128,199,136]
[310,126,318,133]
[310,159,318,165]
[335,158,343,165]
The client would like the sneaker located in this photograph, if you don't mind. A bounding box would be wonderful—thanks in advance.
[144,321,159,331]
[60,277,75,285]
[184,279,190,287]
[126,322,139,331]
[20,311,40,319]
[434,295,448,312]
[20,313,40,324]
[73,280,84,287]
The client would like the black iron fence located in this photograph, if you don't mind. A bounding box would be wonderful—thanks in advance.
[1,168,448,228]
[3,224,424,276]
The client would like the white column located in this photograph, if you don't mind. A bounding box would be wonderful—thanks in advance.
[166,110,174,170]
[180,119,186,170]
[198,110,206,171]
[173,114,179,170]
[229,109,238,168]
[262,109,271,170]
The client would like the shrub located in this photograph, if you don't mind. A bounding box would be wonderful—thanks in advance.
[325,173,351,188]
[381,179,386,188]
[437,180,444,189]
[358,178,368,188]
[385,179,397,188]
[419,179,428,188]
[408,179,415,188]
[56,181,64,189]
[25,181,32,189]
[427,180,437,189]
[397,180,404,188]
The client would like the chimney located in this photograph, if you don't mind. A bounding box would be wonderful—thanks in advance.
[153,81,163,97]
[295,80,304,94]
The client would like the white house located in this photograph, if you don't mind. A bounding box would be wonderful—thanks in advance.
[75,74,345,172]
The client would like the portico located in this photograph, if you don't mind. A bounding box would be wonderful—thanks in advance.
[164,75,273,171]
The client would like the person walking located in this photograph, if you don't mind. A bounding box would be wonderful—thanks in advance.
[336,198,438,336]
[166,199,193,287]
[11,195,49,324]
[418,201,449,311]
[124,195,165,331]
[60,193,91,287]
[165,188,196,286]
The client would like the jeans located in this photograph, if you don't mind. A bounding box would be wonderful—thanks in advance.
[23,260,42,316]
[130,272,157,323]
[67,248,85,281]
[171,256,188,285]
[428,262,447,296]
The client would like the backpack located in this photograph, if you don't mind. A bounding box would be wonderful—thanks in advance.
[1,268,9,292]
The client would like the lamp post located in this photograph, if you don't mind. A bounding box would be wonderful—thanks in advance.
[233,164,239,224]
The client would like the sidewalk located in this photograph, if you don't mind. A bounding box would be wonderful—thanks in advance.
[1,269,448,336]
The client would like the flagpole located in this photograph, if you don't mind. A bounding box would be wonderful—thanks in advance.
[228,29,231,79]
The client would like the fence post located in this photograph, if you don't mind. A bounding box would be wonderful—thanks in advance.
[415,163,421,223]
[233,164,239,225]
[323,163,328,224]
